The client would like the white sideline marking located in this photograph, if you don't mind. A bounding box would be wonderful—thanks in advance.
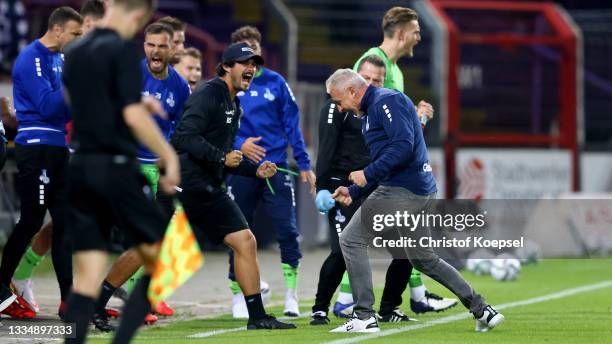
[186,312,309,339]
[188,326,245,338]
[323,280,612,344]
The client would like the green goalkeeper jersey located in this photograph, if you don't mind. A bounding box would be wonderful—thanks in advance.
[353,47,404,92]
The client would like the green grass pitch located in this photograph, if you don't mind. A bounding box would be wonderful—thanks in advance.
[89,259,612,344]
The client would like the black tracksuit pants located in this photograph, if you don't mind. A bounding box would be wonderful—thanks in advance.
[0,144,72,301]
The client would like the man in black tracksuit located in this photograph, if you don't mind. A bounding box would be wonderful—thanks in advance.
[171,42,295,330]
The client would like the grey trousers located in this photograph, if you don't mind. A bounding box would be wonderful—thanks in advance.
[339,186,486,318]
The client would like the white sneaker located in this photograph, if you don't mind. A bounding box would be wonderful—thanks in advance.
[410,291,458,314]
[11,279,39,313]
[231,292,249,319]
[475,305,504,332]
[283,288,300,317]
[330,315,380,333]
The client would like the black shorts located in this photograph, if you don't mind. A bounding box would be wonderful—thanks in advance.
[179,189,249,246]
[68,154,166,252]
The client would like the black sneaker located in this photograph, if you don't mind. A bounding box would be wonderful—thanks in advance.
[310,311,330,325]
[0,284,17,313]
[92,312,117,332]
[474,304,504,332]
[247,314,297,330]
[377,308,418,323]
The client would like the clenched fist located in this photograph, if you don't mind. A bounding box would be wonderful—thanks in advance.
[256,161,278,178]
[349,170,367,187]
[225,150,243,168]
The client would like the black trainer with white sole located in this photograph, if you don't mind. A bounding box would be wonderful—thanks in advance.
[310,311,330,325]
[92,312,117,332]
[247,314,297,330]
[475,304,505,332]
[377,308,418,323]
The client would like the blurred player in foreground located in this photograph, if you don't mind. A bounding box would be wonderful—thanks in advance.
[62,0,180,342]
[90,21,190,332]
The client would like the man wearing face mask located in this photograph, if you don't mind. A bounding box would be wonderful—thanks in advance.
[0,6,83,316]
[171,42,296,330]
[352,6,457,316]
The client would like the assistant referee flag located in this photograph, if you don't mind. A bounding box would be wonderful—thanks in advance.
[148,203,204,308]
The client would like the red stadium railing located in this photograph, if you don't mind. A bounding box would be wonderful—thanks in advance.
[428,0,580,198]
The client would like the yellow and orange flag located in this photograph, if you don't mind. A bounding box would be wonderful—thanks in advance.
[148,202,204,308]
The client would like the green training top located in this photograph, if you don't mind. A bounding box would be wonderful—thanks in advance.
[353,47,404,92]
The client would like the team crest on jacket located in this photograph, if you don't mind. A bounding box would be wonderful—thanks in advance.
[335,209,346,223]
[264,88,275,101]
[166,92,175,108]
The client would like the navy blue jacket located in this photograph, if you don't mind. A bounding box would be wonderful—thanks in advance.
[12,39,70,147]
[349,85,436,198]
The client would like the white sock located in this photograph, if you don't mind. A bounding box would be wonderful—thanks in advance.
[410,285,426,301]
[232,292,245,304]
[336,291,353,304]
[285,288,298,299]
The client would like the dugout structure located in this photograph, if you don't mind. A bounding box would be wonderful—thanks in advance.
[422,0,582,199]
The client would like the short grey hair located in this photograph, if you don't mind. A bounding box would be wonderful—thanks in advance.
[325,68,367,94]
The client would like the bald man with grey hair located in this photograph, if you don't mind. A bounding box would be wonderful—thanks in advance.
[325,68,367,94]
[325,68,504,333]
[326,69,369,119]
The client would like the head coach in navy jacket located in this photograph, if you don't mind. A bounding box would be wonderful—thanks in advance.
[325,69,504,334]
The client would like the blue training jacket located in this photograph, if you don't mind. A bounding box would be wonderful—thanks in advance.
[13,39,70,147]
[234,68,311,170]
[137,59,190,164]
[349,85,436,199]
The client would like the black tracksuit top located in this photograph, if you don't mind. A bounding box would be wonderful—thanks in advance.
[172,77,258,194]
